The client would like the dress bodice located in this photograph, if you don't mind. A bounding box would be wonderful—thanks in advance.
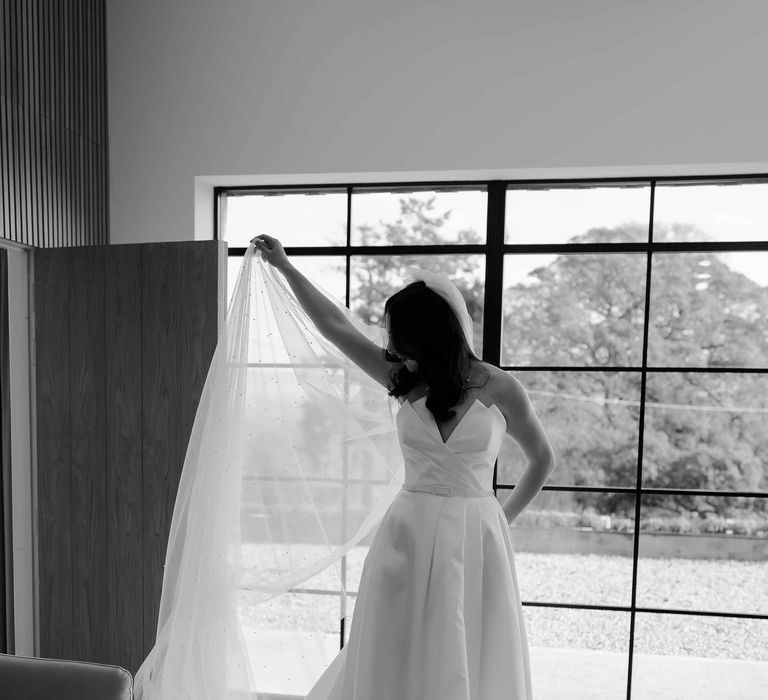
[396,396,507,496]
[310,396,532,700]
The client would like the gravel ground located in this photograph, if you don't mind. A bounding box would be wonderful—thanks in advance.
[237,544,768,661]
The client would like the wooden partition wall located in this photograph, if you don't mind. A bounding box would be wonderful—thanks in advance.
[34,240,227,674]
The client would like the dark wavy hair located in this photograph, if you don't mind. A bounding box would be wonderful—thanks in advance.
[383,281,486,422]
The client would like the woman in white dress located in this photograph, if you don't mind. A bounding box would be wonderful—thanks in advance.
[252,233,556,700]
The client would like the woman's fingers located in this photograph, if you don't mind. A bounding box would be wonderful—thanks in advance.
[251,233,274,247]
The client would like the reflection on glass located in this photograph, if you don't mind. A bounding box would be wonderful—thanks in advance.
[505,184,650,245]
[654,181,768,244]
[524,607,630,700]
[501,253,647,366]
[500,371,641,488]
[636,494,768,615]
[223,190,347,248]
[351,188,487,246]
[350,254,485,356]
[648,252,768,367]
[643,373,768,493]
[498,488,635,607]
[632,613,768,699]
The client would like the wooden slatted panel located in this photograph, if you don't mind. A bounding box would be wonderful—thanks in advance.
[140,243,182,656]
[34,248,73,660]
[178,242,222,466]
[177,241,227,676]
[69,245,108,662]
[35,242,227,669]
[0,0,108,248]
[104,244,143,672]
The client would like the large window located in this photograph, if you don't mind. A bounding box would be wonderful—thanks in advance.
[218,177,768,700]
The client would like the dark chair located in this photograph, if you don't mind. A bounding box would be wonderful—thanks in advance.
[0,652,133,700]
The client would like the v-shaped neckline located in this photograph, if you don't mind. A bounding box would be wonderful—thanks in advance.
[405,395,484,445]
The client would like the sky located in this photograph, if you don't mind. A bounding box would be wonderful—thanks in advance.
[225,182,768,305]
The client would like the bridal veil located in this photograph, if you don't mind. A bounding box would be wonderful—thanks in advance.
[133,244,407,699]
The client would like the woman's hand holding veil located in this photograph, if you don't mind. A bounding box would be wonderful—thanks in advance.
[251,233,290,270]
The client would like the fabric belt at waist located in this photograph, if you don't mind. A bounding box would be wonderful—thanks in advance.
[401,483,495,497]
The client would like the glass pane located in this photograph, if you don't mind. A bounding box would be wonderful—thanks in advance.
[500,371,641,488]
[239,588,339,635]
[505,183,650,244]
[238,483,380,692]
[222,189,347,248]
[238,367,400,484]
[632,613,768,699]
[349,254,485,356]
[238,532,376,649]
[501,253,647,366]
[227,254,242,313]
[498,489,636,607]
[341,535,377,646]
[643,373,768,493]
[637,494,768,615]
[648,252,768,367]
[654,180,768,243]
[227,254,346,319]
[287,255,347,307]
[238,587,342,696]
[351,188,487,246]
[241,450,386,525]
[525,607,630,700]
[238,369,345,485]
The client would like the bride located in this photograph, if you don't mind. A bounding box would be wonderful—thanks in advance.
[133,232,555,700]
[251,233,556,700]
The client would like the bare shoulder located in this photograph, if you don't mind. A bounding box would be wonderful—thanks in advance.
[484,365,555,466]
[482,365,535,421]
[486,365,528,399]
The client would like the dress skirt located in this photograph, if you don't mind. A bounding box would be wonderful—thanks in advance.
[306,486,532,700]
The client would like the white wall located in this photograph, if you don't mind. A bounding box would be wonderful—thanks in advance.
[107,0,768,245]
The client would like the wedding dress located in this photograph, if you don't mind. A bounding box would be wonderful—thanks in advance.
[306,394,532,699]
[132,244,532,700]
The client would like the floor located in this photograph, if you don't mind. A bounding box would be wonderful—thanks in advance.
[241,629,768,699]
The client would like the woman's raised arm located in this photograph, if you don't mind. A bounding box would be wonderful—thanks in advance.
[252,234,403,388]
[253,234,348,335]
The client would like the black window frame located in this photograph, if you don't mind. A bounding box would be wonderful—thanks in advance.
[216,173,768,700]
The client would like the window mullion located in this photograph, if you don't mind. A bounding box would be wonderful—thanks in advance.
[483,181,505,367]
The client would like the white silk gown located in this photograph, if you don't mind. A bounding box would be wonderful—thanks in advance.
[306,395,533,700]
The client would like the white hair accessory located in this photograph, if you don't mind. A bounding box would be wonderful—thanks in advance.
[403,267,475,353]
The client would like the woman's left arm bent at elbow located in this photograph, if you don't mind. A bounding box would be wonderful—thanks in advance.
[490,369,556,524]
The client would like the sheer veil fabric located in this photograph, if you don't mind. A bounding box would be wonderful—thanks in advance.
[133,245,408,699]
